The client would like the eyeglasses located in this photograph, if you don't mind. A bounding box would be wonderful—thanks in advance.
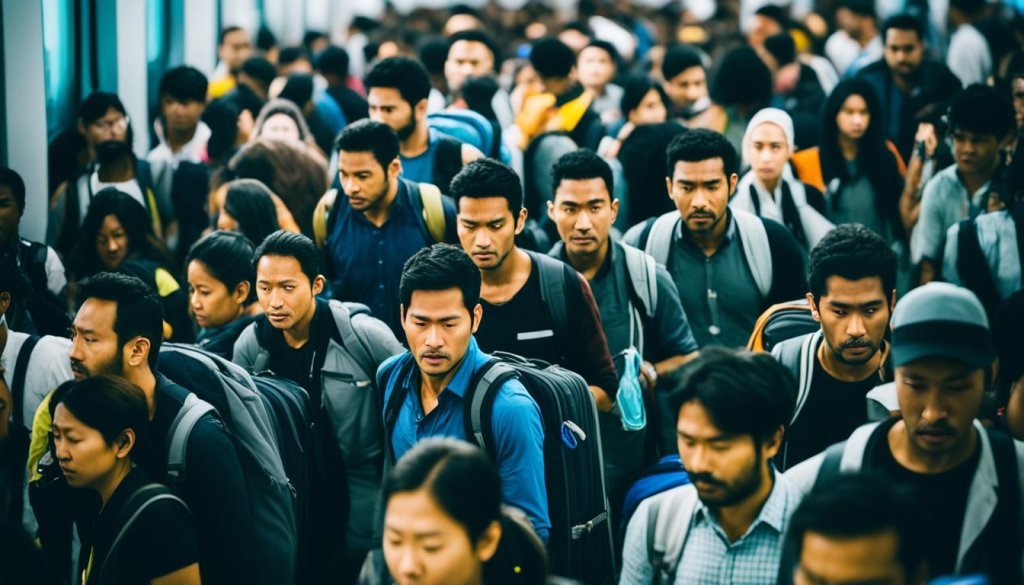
[92,115,130,132]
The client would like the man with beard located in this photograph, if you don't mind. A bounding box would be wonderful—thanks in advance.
[208,26,253,99]
[857,13,962,161]
[661,44,711,123]
[378,243,548,539]
[63,272,254,585]
[786,283,1024,582]
[771,225,897,470]
[49,92,170,259]
[365,56,481,192]
[322,119,458,338]
[624,129,806,349]
[619,347,799,584]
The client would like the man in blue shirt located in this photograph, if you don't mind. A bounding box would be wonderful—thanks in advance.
[325,120,457,338]
[378,243,550,540]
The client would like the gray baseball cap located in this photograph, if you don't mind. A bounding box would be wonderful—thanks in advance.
[890,283,995,369]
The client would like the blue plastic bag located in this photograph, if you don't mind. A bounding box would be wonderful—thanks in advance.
[616,348,646,431]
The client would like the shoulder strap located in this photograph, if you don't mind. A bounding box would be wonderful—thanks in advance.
[432,135,463,192]
[811,422,880,489]
[11,335,41,428]
[99,484,189,582]
[528,251,570,336]
[313,188,339,248]
[381,354,416,464]
[621,244,658,320]
[166,393,217,483]
[732,210,773,298]
[417,182,446,243]
[645,213,680,266]
[791,331,822,425]
[463,360,517,459]
[328,300,376,378]
[956,217,1001,315]
[983,427,1023,580]
[645,487,699,585]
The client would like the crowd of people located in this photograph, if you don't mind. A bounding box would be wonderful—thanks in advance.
[2,0,1024,583]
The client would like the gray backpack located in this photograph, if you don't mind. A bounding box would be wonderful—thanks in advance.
[643,484,700,585]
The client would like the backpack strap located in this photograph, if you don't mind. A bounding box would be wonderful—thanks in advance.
[328,300,376,379]
[791,331,822,425]
[980,427,1024,580]
[166,393,217,483]
[11,335,41,429]
[312,188,338,248]
[432,135,463,193]
[416,182,447,243]
[644,213,680,266]
[99,484,190,582]
[621,244,658,320]
[527,251,570,337]
[956,217,1002,316]
[463,360,517,459]
[645,486,699,585]
[811,422,878,490]
[732,210,773,299]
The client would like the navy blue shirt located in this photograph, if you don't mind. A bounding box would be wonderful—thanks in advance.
[325,180,431,337]
[380,337,550,540]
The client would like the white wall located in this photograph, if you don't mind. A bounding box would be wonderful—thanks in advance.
[1,0,49,241]
[116,0,149,156]
[184,0,218,77]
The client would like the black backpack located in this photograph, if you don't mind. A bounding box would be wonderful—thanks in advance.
[3,243,71,338]
[431,134,464,194]
[955,208,1024,319]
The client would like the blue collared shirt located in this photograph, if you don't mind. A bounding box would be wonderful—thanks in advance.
[325,180,430,337]
[383,337,551,540]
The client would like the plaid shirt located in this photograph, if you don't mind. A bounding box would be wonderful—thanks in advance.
[619,472,797,585]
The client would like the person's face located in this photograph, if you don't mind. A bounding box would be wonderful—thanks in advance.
[338,150,398,212]
[577,46,616,90]
[384,488,499,585]
[457,196,526,271]
[558,29,592,54]
[255,255,324,332]
[809,276,892,367]
[216,208,238,232]
[69,299,127,380]
[748,123,791,186]
[445,41,495,93]
[514,64,544,97]
[402,288,481,381]
[548,178,618,258]
[1012,77,1024,129]
[884,29,924,79]
[628,89,668,125]
[748,15,784,47]
[676,400,779,508]
[896,357,986,457]
[836,94,871,142]
[219,29,253,72]
[0,184,20,245]
[261,113,302,144]
[187,260,247,330]
[83,107,129,148]
[369,88,422,141]
[95,214,129,271]
[667,158,737,237]
[52,404,132,491]
[795,529,915,585]
[161,96,205,134]
[952,129,1003,176]
[663,66,708,111]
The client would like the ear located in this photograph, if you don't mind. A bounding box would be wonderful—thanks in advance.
[414,98,429,120]
[727,173,739,196]
[475,519,502,563]
[125,336,151,369]
[665,177,673,200]
[762,425,785,459]
[610,198,620,222]
[806,292,820,323]
[889,289,897,313]
[471,304,483,333]
[514,207,529,235]
[115,429,136,460]
[388,157,402,180]
[312,275,326,296]
[546,200,556,223]
[0,291,10,317]
[233,281,251,305]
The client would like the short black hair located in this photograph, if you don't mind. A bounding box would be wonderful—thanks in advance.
[449,158,524,221]
[551,149,614,199]
[279,73,314,108]
[947,83,1015,140]
[620,75,670,119]
[79,92,127,125]
[315,45,351,78]
[302,31,328,53]
[219,26,244,46]
[159,65,208,103]
[252,230,320,284]
[837,0,876,18]
[448,30,501,70]
[764,33,797,66]
[661,45,705,82]
[255,25,277,51]
[334,119,400,169]
[529,38,576,79]
[278,46,309,68]
[76,273,165,370]
[240,56,278,91]
[665,128,739,178]
[807,224,897,301]
[754,4,788,26]
[881,13,925,42]
[786,473,927,583]
[186,230,256,304]
[400,244,482,315]
[582,40,620,68]
[223,179,281,246]
[710,46,773,108]
[667,347,797,444]
[0,166,26,214]
[950,0,986,15]
[364,57,433,108]
[419,37,451,77]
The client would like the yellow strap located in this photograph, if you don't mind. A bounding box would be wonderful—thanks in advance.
[312,189,338,248]
[154,267,181,297]
[82,547,94,583]
[28,392,54,482]
[418,183,445,243]
[146,189,163,240]
[746,302,813,352]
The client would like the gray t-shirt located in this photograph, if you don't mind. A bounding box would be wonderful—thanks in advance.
[828,162,888,237]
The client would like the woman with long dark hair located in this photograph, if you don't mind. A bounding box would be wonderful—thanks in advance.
[69,189,191,341]
[216,179,282,245]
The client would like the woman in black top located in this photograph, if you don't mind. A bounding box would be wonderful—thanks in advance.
[185,231,260,359]
[50,376,199,585]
